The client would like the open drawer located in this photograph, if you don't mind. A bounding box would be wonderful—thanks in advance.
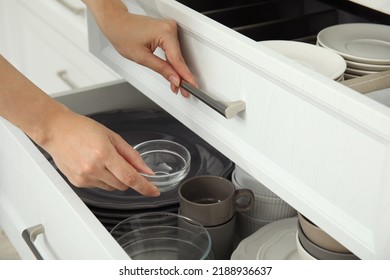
[0,81,159,259]
[87,0,390,259]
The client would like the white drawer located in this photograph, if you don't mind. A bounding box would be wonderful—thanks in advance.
[0,81,157,259]
[2,0,118,94]
[88,0,390,259]
[16,0,88,49]
[21,5,116,93]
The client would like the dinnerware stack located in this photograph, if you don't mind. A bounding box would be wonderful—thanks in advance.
[231,217,299,260]
[317,23,390,80]
[110,212,212,260]
[232,166,297,238]
[296,213,359,260]
[258,40,346,81]
[46,109,234,232]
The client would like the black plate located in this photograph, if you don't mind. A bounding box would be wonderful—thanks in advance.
[49,109,233,210]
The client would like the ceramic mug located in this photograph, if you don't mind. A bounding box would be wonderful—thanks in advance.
[179,175,254,227]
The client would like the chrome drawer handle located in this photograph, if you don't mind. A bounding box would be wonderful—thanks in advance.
[180,81,246,119]
[22,224,45,260]
[57,70,78,89]
[56,0,85,16]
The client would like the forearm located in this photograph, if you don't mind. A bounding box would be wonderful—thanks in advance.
[0,55,70,147]
[82,0,129,29]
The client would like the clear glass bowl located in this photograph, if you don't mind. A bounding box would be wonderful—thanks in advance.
[134,139,191,192]
[110,212,212,260]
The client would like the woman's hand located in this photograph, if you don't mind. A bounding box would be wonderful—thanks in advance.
[42,110,160,196]
[83,0,197,95]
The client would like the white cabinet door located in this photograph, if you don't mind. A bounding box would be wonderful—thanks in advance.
[88,0,390,259]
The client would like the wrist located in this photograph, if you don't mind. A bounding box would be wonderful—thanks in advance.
[28,101,73,150]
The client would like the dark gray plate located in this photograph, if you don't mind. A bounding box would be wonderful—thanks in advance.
[48,109,233,210]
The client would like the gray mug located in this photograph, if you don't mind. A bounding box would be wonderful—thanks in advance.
[179,176,254,226]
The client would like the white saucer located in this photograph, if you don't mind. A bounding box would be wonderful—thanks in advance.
[345,67,377,76]
[317,23,390,65]
[231,217,299,260]
[259,40,346,80]
[346,59,390,72]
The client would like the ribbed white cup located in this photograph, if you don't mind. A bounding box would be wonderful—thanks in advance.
[232,172,297,220]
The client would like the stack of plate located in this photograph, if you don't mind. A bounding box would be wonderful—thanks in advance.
[317,23,390,80]
[258,40,346,81]
[45,109,234,232]
[231,217,300,260]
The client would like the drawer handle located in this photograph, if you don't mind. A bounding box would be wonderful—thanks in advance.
[57,70,78,89]
[180,81,246,119]
[56,0,85,16]
[22,224,45,260]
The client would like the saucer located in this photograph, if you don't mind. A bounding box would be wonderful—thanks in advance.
[231,217,299,260]
[317,23,390,64]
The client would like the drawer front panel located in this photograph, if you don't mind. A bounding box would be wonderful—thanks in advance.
[88,0,390,259]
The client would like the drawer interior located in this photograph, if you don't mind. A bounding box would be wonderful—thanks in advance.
[178,0,390,43]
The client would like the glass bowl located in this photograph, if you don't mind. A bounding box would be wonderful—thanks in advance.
[134,139,191,192]
[110,212,212,260]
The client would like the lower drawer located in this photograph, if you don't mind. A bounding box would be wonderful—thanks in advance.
[0,81,157,259]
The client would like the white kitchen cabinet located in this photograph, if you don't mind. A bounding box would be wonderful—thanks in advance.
[0,0,119,94]
[87,0,390,259]
[1,0,390,260]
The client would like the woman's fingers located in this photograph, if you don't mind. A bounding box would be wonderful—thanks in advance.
[105,150,160,197]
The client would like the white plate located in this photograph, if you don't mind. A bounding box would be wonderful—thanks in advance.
[317,23,390,64]
[346,59,390,71]
[259,40,346,80]
[345,67,377,76]
[231,217,299,260]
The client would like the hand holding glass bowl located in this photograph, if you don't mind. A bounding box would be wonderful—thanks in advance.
[133,139,191,192]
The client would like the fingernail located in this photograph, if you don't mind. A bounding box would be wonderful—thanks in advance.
[150,186,160,197]
[169,75,180,87]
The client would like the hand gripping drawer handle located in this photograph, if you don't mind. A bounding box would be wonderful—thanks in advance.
[22,224,45,260]
[180,81,246,119]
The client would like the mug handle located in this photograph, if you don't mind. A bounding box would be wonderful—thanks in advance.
[234,189,254,212]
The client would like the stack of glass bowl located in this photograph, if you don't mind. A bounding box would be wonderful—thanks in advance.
[111,212,212,260]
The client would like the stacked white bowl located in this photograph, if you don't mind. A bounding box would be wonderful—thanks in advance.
[232,166,297,238]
